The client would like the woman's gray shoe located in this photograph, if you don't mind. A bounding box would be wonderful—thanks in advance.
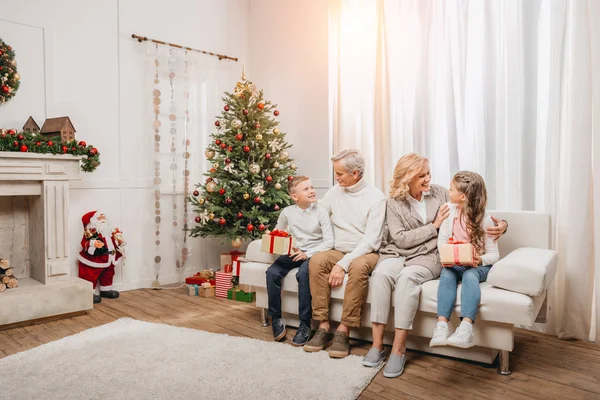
[383,353,406,378]
[362,347,386,367]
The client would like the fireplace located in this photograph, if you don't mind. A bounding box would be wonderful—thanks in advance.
[0,152,92,326]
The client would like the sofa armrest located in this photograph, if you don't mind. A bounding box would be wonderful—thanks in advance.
[487,247,558,297]
[244,239,278,265]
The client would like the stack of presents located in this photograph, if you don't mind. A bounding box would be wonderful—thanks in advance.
[184,251,256,303]
[184,231,294,303]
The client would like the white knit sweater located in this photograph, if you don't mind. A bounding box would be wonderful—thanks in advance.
[321,179,386,271]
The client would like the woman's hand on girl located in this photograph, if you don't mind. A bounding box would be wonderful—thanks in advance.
[433,203,450,229]
[486,216,508,242]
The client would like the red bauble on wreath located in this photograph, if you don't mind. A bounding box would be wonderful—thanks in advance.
[224,105,230,111]
[219,218,226,226]
[246,223,254,232]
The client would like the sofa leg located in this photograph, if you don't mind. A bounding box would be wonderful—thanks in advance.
[498,350,512,375]
[260,308,270,327]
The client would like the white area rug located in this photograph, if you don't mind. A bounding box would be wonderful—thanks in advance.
[1,318,379,400]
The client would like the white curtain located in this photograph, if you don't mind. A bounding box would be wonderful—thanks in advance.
[329,0,600,341]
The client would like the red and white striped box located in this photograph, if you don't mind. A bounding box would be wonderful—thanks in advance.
[215,271,233,298]
[231,260,241,277]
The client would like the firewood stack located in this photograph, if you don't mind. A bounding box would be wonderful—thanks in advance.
[0,259,17,292]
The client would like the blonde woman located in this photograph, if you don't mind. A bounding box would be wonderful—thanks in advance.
[361,153,507,378]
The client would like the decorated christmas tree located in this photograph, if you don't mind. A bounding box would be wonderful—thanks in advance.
[188,70,296,247]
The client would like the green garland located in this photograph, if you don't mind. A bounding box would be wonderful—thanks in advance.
[0,38,20,105]
[0,130,100,172]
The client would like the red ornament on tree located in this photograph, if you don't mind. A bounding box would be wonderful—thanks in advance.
[258,224,266,231]
[246,223,255,232]
[243,146,250,153]
[237,212,243,219]
[193,190,199,196]
[78,141,87,147]
[265,153,271,159]
[257,103,265,110]
[17,134,24,141]
[1,86,9,93]
[243,109,249,115]
[47,140,54,146]
[265,175,273,182]
[89,147,98,155]
[35,141,41,146]
[225,198,233,205]
[254,197,261,204]
[218,188,226,195]
[210,168,216,173]
[195,216,201,223]
[224,105,230,111]
[215,139,222,145]
[7,129,15,135]
[220,143,227,149]
[227,146,233,152]
[12,141,18,147]
[255,123,261,129]
[235,134,243,141]
[225,158,231,164]
[274,110,280,116]
[61,145,68,153]
[219,218,226,226]
[19,145,28,152]
[0,133,4,138]
[215,121,220,127]
[274,205,280,211]
[71,147,76,151]
[288,176,294,181]
[206,177,213,183]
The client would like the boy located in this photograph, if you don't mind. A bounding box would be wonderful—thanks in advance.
[266,175,334,345]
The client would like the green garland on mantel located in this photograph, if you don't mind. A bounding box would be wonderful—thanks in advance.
[0,129,100,172]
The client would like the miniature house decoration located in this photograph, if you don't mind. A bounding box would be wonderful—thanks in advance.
[40,116,76,142]
[23,116,40,133]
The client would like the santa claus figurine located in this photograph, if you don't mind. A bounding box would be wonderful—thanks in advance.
[77,211,126,304]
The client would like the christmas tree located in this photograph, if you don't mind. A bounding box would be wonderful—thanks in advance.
[188,70,296,247]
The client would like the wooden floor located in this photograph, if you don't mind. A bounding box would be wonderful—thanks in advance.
[1,288,599,399]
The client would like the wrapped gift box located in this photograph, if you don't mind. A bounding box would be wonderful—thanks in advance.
[185,276,216,286]
[215,271,233,298]
[186,284,198,296]
[439,241,476,267]
[261,230,294,255]
[227,288,256,303]
[238,283,254,293]
[198,285,215,298]
[231,260,241,277]
[220,251,245,268]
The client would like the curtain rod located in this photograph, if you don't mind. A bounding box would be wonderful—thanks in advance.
[131,34,238,62]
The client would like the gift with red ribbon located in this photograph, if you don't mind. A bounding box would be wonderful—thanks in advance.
[260,230,294,255]
[439,237,476,267]
[231,260,241,277]
[220,250,245,268]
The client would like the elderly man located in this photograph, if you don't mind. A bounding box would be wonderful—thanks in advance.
[303,149,386,358]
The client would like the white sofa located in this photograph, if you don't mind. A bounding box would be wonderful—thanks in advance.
[239,211,558,374]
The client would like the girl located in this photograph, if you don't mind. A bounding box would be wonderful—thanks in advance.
[429,171,499,349]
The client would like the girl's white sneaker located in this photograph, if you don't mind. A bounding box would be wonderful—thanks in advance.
[429,321,449,347]
[447,321,475,348]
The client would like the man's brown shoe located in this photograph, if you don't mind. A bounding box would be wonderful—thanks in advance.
[328,331,350,358]
[303,328,334,352]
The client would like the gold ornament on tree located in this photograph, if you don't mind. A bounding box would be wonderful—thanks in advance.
[205,149,215,159]
[249,163,260,174]
[275,183,282,190]
[273,161,280,168]
[198,198,205,205]
[243,193,250,200]
[279,151,289,161]
[231,119,242,129]
[255,133,263,140]
[273,128,280,135]
[206,181,217,193]
[231,237,243,248]
[208,212,215,220]
[290,164,297,170]
[213,162,219,169]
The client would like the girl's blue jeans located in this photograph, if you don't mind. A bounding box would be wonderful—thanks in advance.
[437,265,492,322]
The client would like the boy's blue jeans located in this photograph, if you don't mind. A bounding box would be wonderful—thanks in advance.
[437,265,492,322]
[266,255,311,325]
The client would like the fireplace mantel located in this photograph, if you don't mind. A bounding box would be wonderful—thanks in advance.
[0,151,92,326]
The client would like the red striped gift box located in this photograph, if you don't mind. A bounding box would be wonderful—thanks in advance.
[215,271,233,298]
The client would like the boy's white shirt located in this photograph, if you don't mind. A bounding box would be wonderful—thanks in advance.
[437,203,500,266]
[275,202,334,258]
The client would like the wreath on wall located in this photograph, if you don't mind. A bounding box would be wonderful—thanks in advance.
[0,38,20,105]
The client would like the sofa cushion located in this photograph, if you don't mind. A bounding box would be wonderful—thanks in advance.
[486,247,558,297]
[239,260,544,326]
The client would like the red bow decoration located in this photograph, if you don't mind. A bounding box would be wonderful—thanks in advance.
[447,237,467,245]
[269,229,289,237]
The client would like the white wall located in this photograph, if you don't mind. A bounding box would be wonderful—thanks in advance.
[0,0,250,290]
[247,0,331,197]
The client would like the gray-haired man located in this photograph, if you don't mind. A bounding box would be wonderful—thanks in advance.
[303,149,386,358]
